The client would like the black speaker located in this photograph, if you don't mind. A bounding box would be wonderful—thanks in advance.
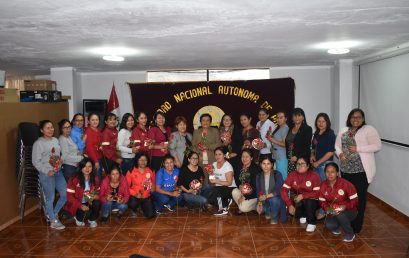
[83,99,107,128]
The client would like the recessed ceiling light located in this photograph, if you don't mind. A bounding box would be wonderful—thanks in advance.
[315,40,361,49]
[327,48,350,55]
[102,55,125,62]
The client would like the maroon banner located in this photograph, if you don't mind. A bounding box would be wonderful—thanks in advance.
[129,78,294,131]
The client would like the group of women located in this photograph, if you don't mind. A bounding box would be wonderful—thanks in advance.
[31,107,381,243]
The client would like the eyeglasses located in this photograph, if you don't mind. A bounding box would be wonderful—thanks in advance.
[296,162,307,167]
[63,126,71,129]
[190,157,199,160]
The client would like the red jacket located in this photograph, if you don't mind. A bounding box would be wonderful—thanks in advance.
[65,176,100,216]
[319,178,358,213]
[281,170,321,207]
[99,175,130,204]
[130,126,151,153]
[102,127,119,161]
[148,126,172,157]
[126,167,155,199]
[84,127,102,163]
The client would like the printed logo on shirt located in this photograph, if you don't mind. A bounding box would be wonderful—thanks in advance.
[293,181,297,186]
[324,191,328,196]
[305,181,311,187]
[338,189,345,196]
[174,176,178,181]
[146,173,151,179]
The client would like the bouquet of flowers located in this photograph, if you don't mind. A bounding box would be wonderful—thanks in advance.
[197,131,208,152]
[288,143,294,159]
[265,126,273,138]
[83,189,99,203]
[189,179,202,191]
[112,193,123,202]
[252,138,264,150]
[241,182,253,195]
[257,191,264,214]
[49,147,62,172]
[311,136,318,156]
[143,178,152,192]
[203,164,214,175]
[127,139,141,148]
[221,131,232,143]
[144,138,155,148]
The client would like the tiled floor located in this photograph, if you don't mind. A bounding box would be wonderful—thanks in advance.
[0,199,408,257]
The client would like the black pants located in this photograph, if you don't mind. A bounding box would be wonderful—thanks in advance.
[342,172,369,233]
[295,199,318,225]
[151,156,164,173]
[128,196,155,219]
[208,186,234,210]
[102,156,119,175]
[76,200,101,222]
[325,210,357,235]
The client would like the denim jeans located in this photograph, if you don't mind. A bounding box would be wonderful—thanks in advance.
[121,158,135,175]
[182,192,207,209]
[101,202,128,218]
[275,158,288,181]
[152,192,183,212]
[38,170,67,221]
[263,196,281,220]
[61,164,78,182]
[325,210,357,234]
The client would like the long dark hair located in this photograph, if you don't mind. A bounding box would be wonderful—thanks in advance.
[77,158,96,188]
[119,113,135,131]
[58,119,71,135]
[71,113,85,127]
[272,111,287,136]
[314,113,332,135]
[346,108,366,131]
[104,112,117,129]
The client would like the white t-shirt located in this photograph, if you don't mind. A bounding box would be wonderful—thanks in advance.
[256,119,276,154]
[213,161,236,188]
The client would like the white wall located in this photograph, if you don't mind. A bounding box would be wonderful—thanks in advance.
[78,71,146,115]
[269,66,334,129]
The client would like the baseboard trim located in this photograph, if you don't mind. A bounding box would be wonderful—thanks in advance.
[368,193,409,223]
[0,204,40,231]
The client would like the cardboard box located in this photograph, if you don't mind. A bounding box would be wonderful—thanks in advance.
[20,91,62,102]
[24,80,57,91]
[0,88,19,96]
[0,94,19,102]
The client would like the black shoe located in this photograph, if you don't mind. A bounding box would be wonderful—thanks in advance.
[100,216,109,224]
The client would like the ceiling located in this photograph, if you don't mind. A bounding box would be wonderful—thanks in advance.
[1,0,409,75]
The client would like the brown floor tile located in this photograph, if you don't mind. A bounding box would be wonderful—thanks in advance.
[177,240,217,257]
[216,216,249,227]
[358,225,395,239]
[1,226,51,240]
[184,217,217,229]
[147,228,184,242]
[180,228,217,242]
[217,226,253,242]
[250,227,288,241]
[362,237,409,255]
[78,227,120,240]
[26,239,74,256]
[285,227,326,241]
[254,240,297,257]
[99,241,142,256]
[111,228,148,242]
[386,224,409,238]
[216,240,257,257]
[61,240,109,257]
[138,240,179,257]
[0,239,41,256]
[154,218,186,229]
[327,238,377,256]
[290,240,337,257]
[46,226,86,241]
[122,217,156,228]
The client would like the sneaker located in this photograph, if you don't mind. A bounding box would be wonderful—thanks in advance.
[306,224,316,232]
[299,217,307,224]
[50,219,65,230]
[265,215,271,220]
[332,229,342,235]
[156,210,163,215]
[74,217,85,227]
[270,219,278,225]
[213,209,228,216]
[88,220,98,228]
[163,204,174,212]
[343,234,356,242]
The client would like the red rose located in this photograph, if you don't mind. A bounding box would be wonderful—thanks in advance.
[289,143,294,150]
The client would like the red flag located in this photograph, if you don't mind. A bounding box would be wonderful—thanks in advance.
[107,83,119,113]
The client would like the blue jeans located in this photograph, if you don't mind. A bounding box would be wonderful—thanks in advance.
[121,158,135,175]
[38,170,67,221]
[325,210,357,235]
[101,202,128,218]
[275,158,288,181]
[263,196,282,221]
[152,192,183,212]
[182,192,207,209]
[61,164,78,182]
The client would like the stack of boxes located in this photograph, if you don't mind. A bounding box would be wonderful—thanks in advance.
[20,80,62,102]
[0,88,19,102]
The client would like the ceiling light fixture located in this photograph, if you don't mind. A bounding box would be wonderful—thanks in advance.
[327,48,350,55]
[102,55,125,62]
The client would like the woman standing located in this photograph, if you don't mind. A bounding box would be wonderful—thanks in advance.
[219,114,243,184]
[281,157,321,232]
[58,119,83,181]
[148,111,172,172]
[101,113,122,173]
[130,111,152,155]
[285,108,312,174]
[240,113,261,162]
[117,113,138,175]
[231,149,258,214]
[84,113,103,180]
[152,155,182,214]
[208,147,237,216]
[70,113,85,154]
[169,116,193,168]
[267,111,289,180]
[100,166,130,222]
[310,113,336,182]
[66,158,100,228]
[126,153,156,219]
[177,152,207,211]
[192,113,221,180]
[335,108,381,233]
[257,156,285,224]
[32,120,66,230]
[256,109,276,162]
[319,162,358,242]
